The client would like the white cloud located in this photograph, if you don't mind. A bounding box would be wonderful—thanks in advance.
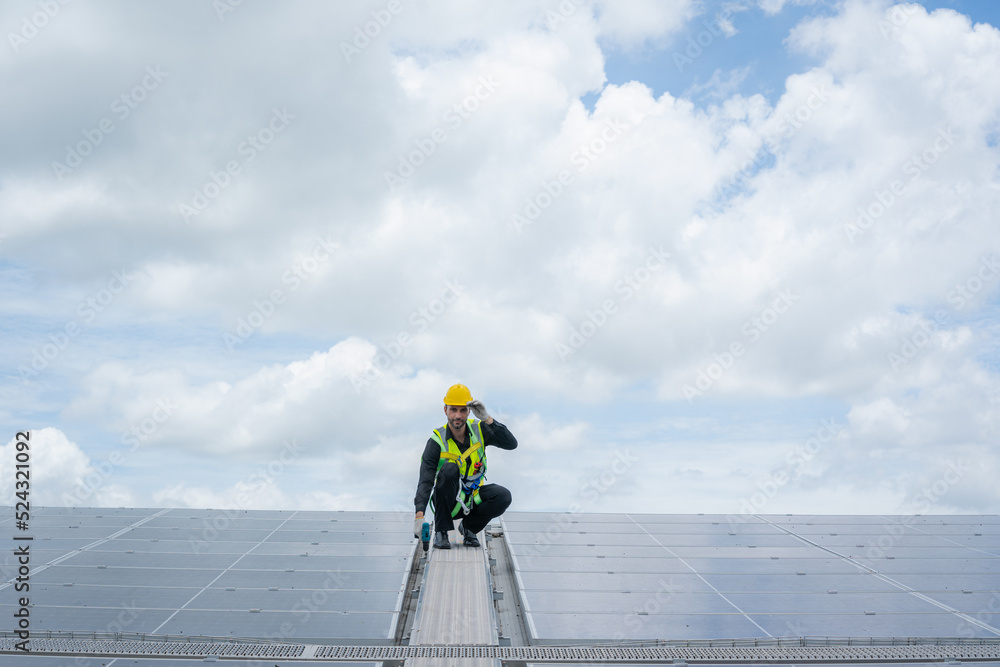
[0,428,137,507]
[593,0,697,46]
[3,0,1000,515]
[757,0,822,16]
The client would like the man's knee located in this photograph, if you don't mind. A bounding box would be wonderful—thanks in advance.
[499,487,512,510]
[491,485,512,511]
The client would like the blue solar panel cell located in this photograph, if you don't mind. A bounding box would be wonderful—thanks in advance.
[520,590,744,614]
[679,557,861,574]
[640,533,808,547]
[747,612,1000,638]
[864,558,998,574]
[889,573,1000,591]
[142,516,286,530]
[0,604,174,634]
[514,571,716,593]
[29,583,197,609]
[32,565,224,587]
[153,609,395,639]
[527,611,766,640]
[723,591,947,614]
[231,554,408,571]
[92,538,261,554]
[264,531,412,544]
[508,531,662,552]
[512,555,692,574]
[505,513,1000,642]
[694,573,901,593]
[0,508,414,643]
[212,569,405,590]
[66,550,241,569]
[190,588,401,612]
[124,526,278,542]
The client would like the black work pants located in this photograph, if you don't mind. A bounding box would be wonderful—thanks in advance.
[432,462,512,534]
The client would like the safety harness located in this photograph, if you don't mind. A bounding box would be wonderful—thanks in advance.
[428,419,487,517]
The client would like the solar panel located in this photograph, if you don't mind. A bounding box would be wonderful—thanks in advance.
[2,507,998,664]
[504,512,1000,642]
[0,507,414,647]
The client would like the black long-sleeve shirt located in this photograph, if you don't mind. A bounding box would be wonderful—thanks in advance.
[413,419,517,513]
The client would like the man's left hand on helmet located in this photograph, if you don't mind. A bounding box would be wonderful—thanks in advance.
[467,399,491,422]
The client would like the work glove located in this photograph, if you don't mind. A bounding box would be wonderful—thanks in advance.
[414,517,424,539]
[467,399,490,422]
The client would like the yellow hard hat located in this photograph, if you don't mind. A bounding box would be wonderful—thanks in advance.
[443,383,473,406]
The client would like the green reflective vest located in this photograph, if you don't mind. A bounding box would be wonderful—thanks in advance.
[430,418,486,517]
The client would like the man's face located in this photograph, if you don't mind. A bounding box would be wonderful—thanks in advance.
[444,404,469,432]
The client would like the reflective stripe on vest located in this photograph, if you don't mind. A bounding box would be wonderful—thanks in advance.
[430,418,486,516]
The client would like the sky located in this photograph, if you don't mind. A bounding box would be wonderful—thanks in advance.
[2,0,999,520]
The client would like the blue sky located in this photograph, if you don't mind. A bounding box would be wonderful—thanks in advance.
[1,0,999,517]
[597,0,1000,107]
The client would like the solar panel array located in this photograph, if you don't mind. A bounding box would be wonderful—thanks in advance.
[3,507,999,665]
[502,513,1000,642]
[0,507,414,647]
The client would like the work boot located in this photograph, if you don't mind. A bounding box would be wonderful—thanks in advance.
[433,531,451,550]
[459,521,480,548]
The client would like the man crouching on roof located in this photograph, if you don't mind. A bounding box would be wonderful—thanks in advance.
[413,383,517,549]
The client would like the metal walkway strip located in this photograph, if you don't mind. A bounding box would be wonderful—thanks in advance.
[406,528,498,666]
[3,638,1000,662]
